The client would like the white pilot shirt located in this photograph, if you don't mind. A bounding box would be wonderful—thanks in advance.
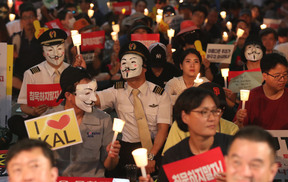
[17,61,69,104]
[97,81,172,143]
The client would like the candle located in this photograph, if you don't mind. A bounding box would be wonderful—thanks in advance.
[122,8,126,14]
[7,0,13,9]
[167,28,175,44]
[236,28,244,42]
[90,3,94,9]
[260,24,267,29]
[9,13,15,21]
[172,48,176,52]
[132,148,148,178]
[179,0,183,3]
[144,8,149,16]
[156,14,162,24]
[221,68,229,88]
[88,9,94,18]
[194,73,203,87]
[240,89,250,109]
[111,32,118,41]
[112,24,120,33]
[110,118,125,150]
[71,30,79,36]
[220,11,226,20]
[222,31,228,42]
[72,33,81,55]
[226,21,232,31]
[157,9,163,15]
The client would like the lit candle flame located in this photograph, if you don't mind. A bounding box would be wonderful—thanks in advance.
[90,3,94,9]
[122,8,126,14]
[220,11,226,20]
[144,8,149,16]
[260,24,267,29]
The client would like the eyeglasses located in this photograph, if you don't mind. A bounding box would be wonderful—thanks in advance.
[265,72,288,80]
[191,108,222,118]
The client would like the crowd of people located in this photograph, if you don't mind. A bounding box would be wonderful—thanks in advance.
[1,0,288,181]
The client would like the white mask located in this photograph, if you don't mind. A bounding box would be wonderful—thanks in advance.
[43,43,65,66]
[120,54,143,79]
[244,44,263,62]
[68,17,76,30]
[75,80,97,113]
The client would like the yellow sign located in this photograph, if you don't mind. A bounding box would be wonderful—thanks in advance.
[25,108,83,150]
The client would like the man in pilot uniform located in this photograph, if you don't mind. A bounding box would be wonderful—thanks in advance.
[8,28,70,139]
[95,41,172,177]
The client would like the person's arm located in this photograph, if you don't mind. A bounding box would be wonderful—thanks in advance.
[104,140,120,170]
[202,58,213,81]
[146,123,169,174]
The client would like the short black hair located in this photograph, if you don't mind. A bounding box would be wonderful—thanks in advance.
[232,19,248,32]
[260,53,288,73]
[6,139,55,167]
[19,2,36,18]
[174,87,220,132]
[259,28,277,40]
[277,27,288,37]
[192,5,208,18]
[179,48,202,65]
[135,0,147,7]
[229,126,276,162]
[57,9,68,20]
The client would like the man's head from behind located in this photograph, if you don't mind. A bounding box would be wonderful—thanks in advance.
[226,126,278,182]
[6,139,58,182]
[57,66,97,113]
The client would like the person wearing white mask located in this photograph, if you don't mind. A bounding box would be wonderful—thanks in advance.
[8,28,85,139]
[43,66,120,177]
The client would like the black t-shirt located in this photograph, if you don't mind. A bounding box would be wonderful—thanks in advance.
[158,133,233,182]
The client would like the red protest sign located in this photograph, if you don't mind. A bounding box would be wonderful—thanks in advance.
[27,84,62,107]
[57,177,113,182]
[45,19,70,36]
[131,34,160,48]
[14,1,23,15]
[228,68,261,82]
[163,147,225,182]
[112,1,132,15]
[81,30,105,52]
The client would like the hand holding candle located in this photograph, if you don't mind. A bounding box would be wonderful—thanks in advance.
[222,31,228,42]
[72,33,81,55]
[110,118,125,150]
[221,68,229,88]
[240,89,250,109]
[194,73,203,87]
[167,28,175,44]
[132,148,148,178]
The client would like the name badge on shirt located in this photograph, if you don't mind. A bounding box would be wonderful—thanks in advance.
[87,131,100,137]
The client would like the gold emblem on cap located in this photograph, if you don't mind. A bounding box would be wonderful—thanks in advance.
[129,43,136,50]
[49,30,57,39]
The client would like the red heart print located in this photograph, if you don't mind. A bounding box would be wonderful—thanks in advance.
[47,115,70,130]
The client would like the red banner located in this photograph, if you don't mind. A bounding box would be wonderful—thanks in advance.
[112,1,132,15]
[131,34,160,48]
[163,147,225,182]
[27,84,62,107]
[228,68,261,82]
[45,19,70,36]
[57,177,113,182]
[81,30,105,52]
[15,1,23,15]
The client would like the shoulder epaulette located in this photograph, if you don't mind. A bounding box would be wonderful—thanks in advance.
[153,85,164,95]
[114,81,125,89]
[30,66,41,74]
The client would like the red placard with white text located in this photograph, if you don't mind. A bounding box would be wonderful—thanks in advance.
[27,84,62,107]
[112,1,132,15]
[81,31,105,52]
[131,34,160,49]
[163,147,225,182]
[45,19,70,36]
[57,177,113,182]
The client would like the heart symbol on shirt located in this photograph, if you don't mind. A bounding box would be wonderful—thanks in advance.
[47,115,70,130]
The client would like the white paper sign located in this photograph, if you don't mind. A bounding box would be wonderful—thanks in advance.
[205,44,234,64]
[228,72,262,93]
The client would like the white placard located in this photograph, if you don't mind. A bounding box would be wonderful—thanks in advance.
[205,44,234,64]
